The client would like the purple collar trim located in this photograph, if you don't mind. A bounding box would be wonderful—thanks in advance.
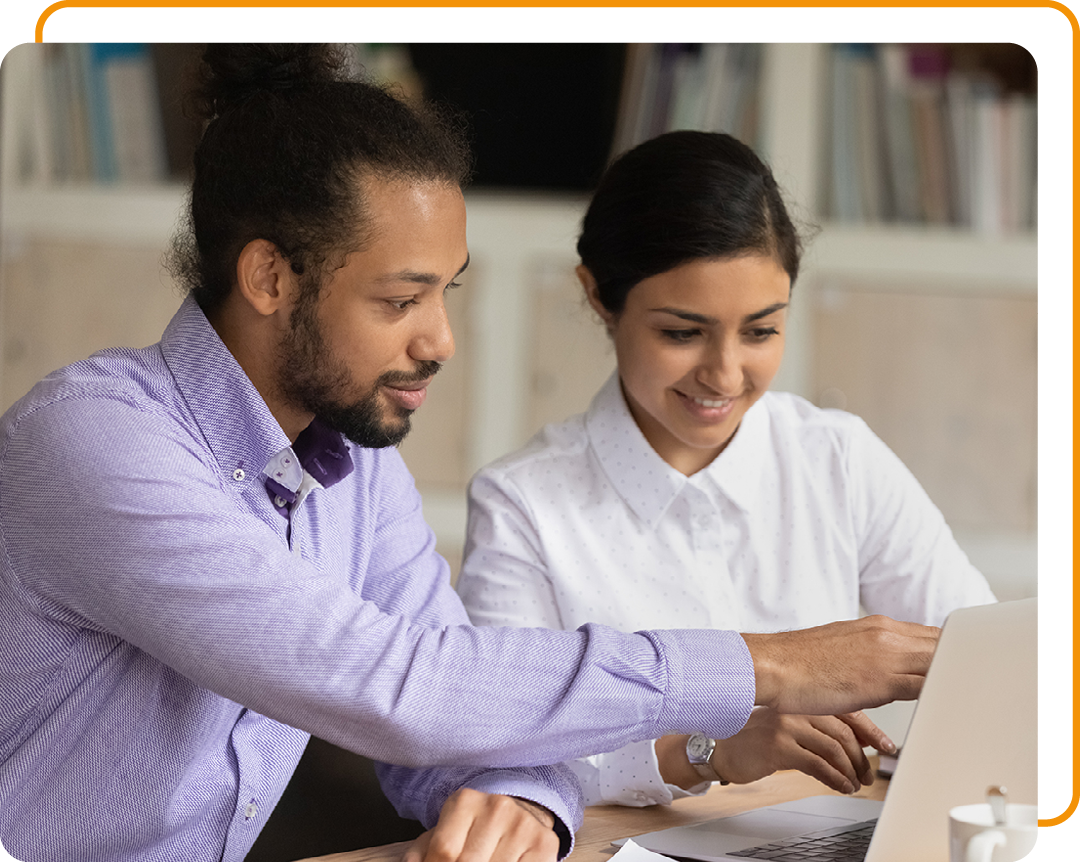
[264,419,354,516]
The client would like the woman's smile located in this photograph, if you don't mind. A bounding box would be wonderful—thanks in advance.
[674,389,739,423]
[588,254,791,476]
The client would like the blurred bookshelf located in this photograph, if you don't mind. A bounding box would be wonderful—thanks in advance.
[825,43,1036,235]
[1,42,1037,250]
[1,43,1037,600]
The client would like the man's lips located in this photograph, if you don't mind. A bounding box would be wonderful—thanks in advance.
[382,378,433,411]
[386,377,434,392]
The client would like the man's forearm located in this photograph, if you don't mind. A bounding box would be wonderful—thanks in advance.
[742,615,939,715]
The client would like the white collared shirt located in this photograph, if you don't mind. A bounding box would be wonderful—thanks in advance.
[457,372,995,807]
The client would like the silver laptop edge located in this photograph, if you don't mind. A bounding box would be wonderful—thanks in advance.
[625,598,1037,862]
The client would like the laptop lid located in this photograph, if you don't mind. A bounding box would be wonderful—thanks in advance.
[865,597,1036,861]
[625,598,1036,862]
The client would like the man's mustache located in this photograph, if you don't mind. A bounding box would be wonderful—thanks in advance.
[377,360,442,387]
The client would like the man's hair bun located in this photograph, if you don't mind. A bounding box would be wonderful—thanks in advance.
[190,43,350,121]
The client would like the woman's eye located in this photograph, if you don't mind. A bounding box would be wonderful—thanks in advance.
[661,329,699,343]
[746,326,779,342]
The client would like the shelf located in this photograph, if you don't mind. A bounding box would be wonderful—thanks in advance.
[2,186,1038,294]
[2,183,188,246]
[805,222,1037,293]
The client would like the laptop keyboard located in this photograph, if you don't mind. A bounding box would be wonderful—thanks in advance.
[726,818,877,861]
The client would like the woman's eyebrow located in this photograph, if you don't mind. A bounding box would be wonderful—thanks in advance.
[650,301,789,325]
[744,302,788,323]
[651,307,715,325]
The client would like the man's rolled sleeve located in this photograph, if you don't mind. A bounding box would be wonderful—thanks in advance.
[645,628,755,740]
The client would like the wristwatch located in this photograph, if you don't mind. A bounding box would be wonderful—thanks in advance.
[686,732,729,784]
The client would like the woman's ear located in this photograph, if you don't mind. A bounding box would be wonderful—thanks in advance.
[235,239,295,317]
[577,265,614,329]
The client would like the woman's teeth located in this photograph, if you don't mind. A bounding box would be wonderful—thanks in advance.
[692,396,730,408]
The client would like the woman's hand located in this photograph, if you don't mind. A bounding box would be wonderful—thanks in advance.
[401,788,561,862]
[656,709,895,794]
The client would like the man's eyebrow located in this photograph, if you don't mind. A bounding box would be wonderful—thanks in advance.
[651,301,788,325]
[378,254,471,286]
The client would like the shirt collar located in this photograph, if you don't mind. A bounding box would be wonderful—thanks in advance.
[291,420,354,487]
[585,373,688,529]
[263,419,354,515]
[265,420,354,492]
[160,296,352,492]
[584,372,770,526]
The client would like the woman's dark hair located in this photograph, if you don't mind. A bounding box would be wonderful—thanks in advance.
[577,130,802,315]
[169,44,472,315]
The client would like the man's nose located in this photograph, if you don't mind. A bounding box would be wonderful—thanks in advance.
[412,299,455,363]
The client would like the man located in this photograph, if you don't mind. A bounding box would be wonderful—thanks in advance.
[0,44,937,862]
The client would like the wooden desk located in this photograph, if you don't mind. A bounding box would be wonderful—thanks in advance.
[294,767,889,862]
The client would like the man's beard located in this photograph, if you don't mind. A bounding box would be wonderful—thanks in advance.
[278,289,441,448]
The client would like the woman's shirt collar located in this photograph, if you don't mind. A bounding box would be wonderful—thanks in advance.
[584,371,769,529]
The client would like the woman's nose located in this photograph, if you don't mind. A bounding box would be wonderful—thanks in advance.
[699,339,743,394]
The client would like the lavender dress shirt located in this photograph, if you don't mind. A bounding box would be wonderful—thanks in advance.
[0,297,755,861]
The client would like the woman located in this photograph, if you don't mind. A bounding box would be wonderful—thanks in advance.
[456,130,994,808]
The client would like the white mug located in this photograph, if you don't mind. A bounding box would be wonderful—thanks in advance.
[949,802,1037,862]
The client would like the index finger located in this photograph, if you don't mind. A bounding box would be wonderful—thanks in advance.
[837,711,897,754]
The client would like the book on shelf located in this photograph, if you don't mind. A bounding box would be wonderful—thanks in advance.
[907,45,952,226]
[826,43,1036,235]
[829,43,888,223]
[83,43,169,184]
[880,44,922,223]
[2,42,185,187]
[610,43,762,157]
[1,44,72,186]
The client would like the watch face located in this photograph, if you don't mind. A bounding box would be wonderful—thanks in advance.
[687,733,712,760]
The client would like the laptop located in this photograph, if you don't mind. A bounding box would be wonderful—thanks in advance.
[622,598,1037,862]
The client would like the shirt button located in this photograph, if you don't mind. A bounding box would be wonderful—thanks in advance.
[233,468,246,482]
[244,802,258,819]
[274,496,287,508]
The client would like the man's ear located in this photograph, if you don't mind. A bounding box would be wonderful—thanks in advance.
[577,264,614,328]
[235,239,295,317]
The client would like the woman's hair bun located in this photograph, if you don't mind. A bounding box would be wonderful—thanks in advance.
[190,43,350,121]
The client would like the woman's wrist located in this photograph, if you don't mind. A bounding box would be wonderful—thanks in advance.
[655,734,729,791]
[655,734,699,790]
[707,737,733,785]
